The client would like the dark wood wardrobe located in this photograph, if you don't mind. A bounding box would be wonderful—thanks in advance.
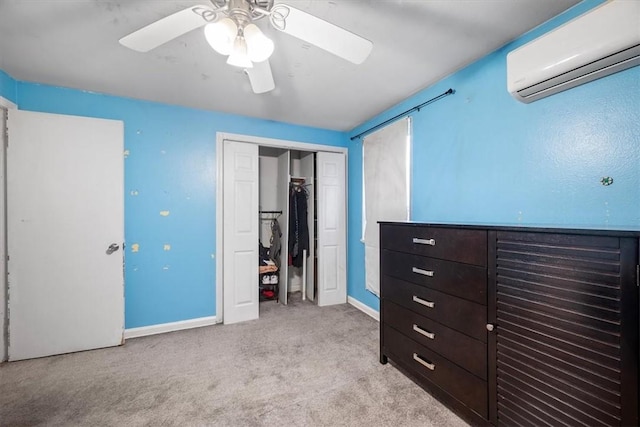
[379,222,639,426]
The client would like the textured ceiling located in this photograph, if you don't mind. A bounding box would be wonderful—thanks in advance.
[0,0,581,131]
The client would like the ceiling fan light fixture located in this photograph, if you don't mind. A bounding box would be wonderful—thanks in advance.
[227,36,253,68]
[244,23,275,63]
[204,17,237,55]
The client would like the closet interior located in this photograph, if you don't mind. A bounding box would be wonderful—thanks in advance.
[258,147,317,306]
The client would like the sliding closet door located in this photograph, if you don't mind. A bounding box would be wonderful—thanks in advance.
[316,152,347,306]
[223,140,259,324]
[277,151,290,304]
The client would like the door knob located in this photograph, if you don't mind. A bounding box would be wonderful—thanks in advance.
[106,243,120,255]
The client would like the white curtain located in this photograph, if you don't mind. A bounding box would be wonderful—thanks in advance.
[363,117,411,296]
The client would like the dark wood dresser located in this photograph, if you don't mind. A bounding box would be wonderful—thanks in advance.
[379,222,639,427]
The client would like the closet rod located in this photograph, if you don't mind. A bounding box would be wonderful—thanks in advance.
[350,88,455,141]
[259,210,283,214]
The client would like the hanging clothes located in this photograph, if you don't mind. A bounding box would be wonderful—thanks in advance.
[288,185,309,267]
[269,218,282,268]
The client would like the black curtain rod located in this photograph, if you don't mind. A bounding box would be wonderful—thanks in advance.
[350,88,455,141]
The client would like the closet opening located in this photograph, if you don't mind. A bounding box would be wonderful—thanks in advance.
[258,147,317,308]
[217,132,347,325]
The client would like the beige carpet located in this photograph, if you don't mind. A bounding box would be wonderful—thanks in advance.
[0,294,468,427]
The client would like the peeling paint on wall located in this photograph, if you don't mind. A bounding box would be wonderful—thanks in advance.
[159,210,170,217]
[11,70,347,330]
[163,244,171,251]
[123,149,130,158]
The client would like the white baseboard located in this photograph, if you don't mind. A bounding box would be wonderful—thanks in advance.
[347,296,380,322]
[124,315,219,339]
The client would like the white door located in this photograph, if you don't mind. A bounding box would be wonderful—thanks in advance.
[300,152,315,301]
[223,140,259,324]
[7,110,124,361]
[277,150,290,304]
[316,151,347,306]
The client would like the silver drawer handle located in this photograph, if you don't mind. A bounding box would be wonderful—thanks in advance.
[413,353,435,371]
[413,238,436,246]
[412,267,434,277]
[413,324,435,339]
[412,295,435,308]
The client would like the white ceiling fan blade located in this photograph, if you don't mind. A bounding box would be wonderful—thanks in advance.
[246,60,276,94]
[270,4,373,65]
[119,5,213,52]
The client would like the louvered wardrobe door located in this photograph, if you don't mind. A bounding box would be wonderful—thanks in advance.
[491,231,638,427]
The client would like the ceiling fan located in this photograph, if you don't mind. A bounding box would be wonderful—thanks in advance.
[119,0,373,94]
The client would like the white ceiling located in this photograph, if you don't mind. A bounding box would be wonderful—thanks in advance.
[0,0,581,131]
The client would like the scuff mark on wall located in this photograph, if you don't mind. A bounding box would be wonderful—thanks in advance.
[131,243,140,253]
[123,149,130,158]
[163,244,171,251]
[160,210,170,217]
[130,190,139,196]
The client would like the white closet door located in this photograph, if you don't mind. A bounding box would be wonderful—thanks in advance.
[316,151,347,306]
[300,152,315,301]
[277,150,290,304]
[7,109,124,361]
[223,140,259,324]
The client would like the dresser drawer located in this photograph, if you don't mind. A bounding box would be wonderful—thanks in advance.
[380,224,487,266]
[383,300,487,380]
[382,276,487,342]
[383,324,488,418]
[381,249,486,304]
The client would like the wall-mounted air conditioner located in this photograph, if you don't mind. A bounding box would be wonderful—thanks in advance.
[507,0,640,103]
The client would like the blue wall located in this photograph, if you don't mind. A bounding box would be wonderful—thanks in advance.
[347,0,640,311]
[14,82,345,328]
[0,70,17,104]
